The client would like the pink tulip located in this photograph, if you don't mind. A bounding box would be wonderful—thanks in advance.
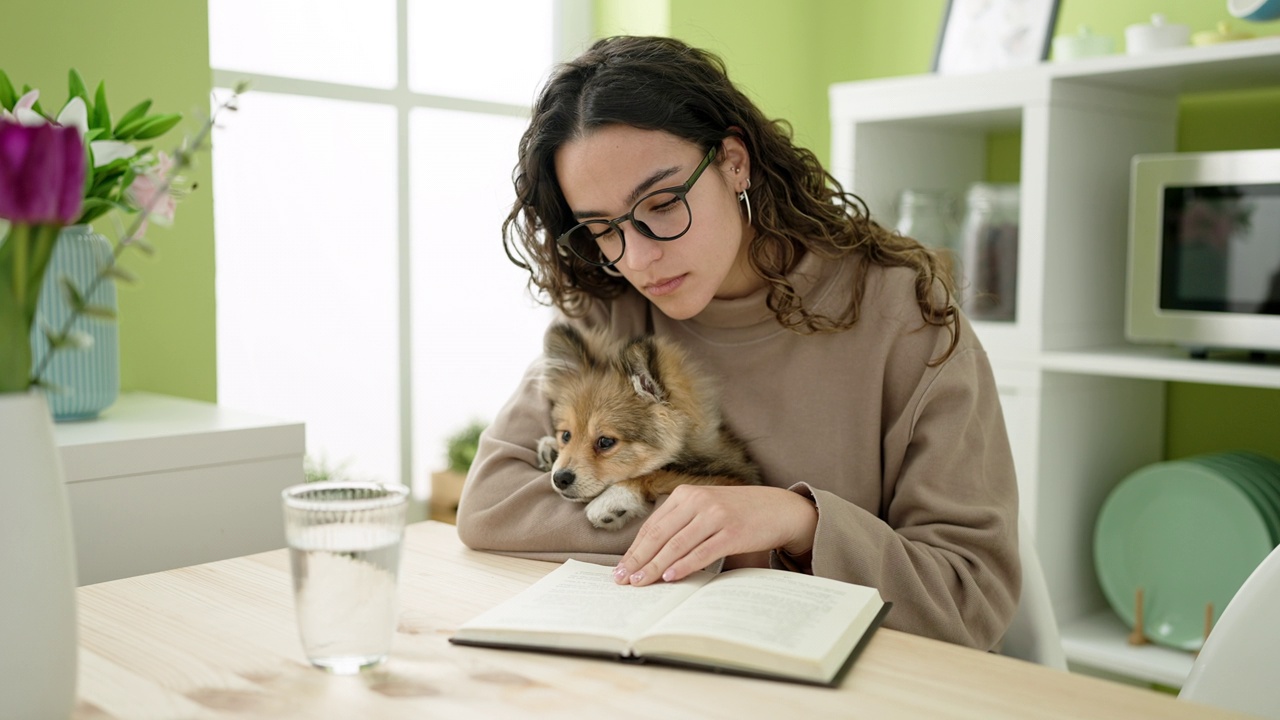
[0,119,86,225]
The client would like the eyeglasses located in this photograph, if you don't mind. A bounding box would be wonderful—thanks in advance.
[556,145,717,267]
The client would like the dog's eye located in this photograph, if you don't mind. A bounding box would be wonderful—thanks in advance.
[560,430,571,444]
[595,436,616,452]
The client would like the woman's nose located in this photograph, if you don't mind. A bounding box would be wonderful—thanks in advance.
[623,231,663,271]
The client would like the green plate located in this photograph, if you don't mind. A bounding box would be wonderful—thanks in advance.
[1187,454,1280,545]
[1094,460,1275,651]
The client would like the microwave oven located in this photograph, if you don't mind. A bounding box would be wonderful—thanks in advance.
[1126,148,1280,356]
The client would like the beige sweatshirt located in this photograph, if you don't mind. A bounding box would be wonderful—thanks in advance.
[456,249,1021,651]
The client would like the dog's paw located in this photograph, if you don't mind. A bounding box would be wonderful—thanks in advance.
[535,436,558,472]
[585,485,651,530]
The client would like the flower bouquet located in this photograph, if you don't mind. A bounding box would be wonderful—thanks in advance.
[0,68,243,394]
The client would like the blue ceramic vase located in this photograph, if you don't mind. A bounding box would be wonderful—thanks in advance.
[29,225,120,421]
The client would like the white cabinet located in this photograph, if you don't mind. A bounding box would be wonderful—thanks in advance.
[830,38,1280,687]
[54,392,305,585]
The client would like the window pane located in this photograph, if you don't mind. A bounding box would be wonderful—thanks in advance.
[411,108,552,491]
[209,0,396,88]
[213,90,400,486]
[408,0,554,105]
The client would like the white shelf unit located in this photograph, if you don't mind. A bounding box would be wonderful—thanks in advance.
[830,37,1280,687]
[55,392,305,585]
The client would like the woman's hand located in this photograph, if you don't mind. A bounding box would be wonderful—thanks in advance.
[613,485,818,586]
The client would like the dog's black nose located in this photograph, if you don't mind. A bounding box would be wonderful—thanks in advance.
[553,469,576,490]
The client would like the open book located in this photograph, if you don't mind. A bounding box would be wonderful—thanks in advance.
[450,559,890,687]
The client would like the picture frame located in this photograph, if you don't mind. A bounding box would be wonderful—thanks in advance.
[932,0,1061,76]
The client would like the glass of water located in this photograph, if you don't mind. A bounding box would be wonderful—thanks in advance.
[282,481,410,674]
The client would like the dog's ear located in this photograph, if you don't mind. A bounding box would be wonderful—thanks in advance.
[542,323,592,383]
[621,336,667,405]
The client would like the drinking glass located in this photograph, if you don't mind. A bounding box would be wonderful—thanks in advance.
[282,481,410,674]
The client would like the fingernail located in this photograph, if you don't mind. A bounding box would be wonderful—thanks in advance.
[662,568,675,582]
[629,571,645,585]
[613,565,628,581]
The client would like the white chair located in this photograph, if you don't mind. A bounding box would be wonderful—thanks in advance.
[1178,543,1280,719]
[1001,518,1068,670]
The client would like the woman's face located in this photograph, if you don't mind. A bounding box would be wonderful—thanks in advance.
[553,126,762,321]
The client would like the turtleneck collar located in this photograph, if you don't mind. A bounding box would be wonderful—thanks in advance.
[683,249,841,336]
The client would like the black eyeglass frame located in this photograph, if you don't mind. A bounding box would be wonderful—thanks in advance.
[555,145,719,268]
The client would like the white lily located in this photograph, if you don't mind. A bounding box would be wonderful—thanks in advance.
[12,90,46,126]
[56,96,135,167]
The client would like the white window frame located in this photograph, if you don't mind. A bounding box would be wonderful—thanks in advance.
[210,1,592,489]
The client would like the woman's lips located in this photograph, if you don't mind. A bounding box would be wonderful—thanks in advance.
[644,274,686,297]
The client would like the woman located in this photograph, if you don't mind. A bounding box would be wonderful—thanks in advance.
[456,35,1020,651]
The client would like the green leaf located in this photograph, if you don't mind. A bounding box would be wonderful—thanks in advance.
[60,276,87,312]
[113,119,143,140]
[87,178,122,204]
[43,326,88,351]
[79,197,125,216]
[91,81,111,132]
[67,69,90,108]
[83,127,105,143]
[113,99,151,136]
[88,167,128,199]
[106,265,138,284]
[131,113,182,140]
[0,70,16,111]
[30,376,63,393]
[81,304,117,321]
[78,204,115,226]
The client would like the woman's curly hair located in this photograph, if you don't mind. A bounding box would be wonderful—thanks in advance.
[502,36,959,362]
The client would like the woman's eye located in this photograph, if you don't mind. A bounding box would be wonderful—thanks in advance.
[645,193,686,212]
[595,436,616,452]
[560,430,571,444]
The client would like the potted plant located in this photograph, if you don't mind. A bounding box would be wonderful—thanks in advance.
[430,419,486,524]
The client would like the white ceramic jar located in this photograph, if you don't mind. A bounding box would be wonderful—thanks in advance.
[1125,14,1191,55]
[1052,25,1116,61]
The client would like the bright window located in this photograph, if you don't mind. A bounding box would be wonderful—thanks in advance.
[209,1,587,497]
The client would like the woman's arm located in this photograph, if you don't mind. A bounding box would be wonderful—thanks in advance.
[792,346,1020,650]
[454,356,639,564]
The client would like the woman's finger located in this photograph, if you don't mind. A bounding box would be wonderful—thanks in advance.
[627,514,722,586]
[615,488,700,582]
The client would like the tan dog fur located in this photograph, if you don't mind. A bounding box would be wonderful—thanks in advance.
[536,323,761,530]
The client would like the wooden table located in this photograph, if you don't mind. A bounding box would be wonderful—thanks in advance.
[74,521,1244,719]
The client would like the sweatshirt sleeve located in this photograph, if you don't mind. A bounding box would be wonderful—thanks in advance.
[778,347,1021,652]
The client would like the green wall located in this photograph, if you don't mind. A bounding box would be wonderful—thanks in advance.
[2,0,216,403]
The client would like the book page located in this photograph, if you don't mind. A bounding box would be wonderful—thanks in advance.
[635,569,882,677]
[454,560,713,653]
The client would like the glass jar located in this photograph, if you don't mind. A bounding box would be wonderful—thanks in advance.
[957,183,1020,322]
[895,189,960,283]
[895,189,959,250]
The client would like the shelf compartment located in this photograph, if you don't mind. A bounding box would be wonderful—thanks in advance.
[1040,345,1280,389]
[1061,610,1195,688]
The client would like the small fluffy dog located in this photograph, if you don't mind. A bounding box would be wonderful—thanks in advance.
[536,323,761,530]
